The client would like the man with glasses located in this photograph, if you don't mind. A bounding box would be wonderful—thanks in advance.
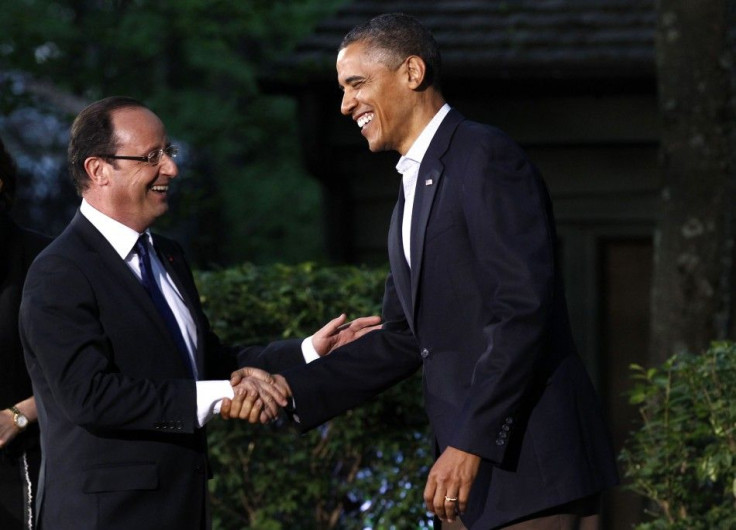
[19,96,376,529]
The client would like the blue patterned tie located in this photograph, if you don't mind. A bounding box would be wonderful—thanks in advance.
[135,235,194,378]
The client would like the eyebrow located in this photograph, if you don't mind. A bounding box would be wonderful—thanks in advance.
[340,75,365,90]
[143,140,170,154]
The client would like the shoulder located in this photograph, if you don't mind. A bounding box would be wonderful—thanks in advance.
[455,119,524,155]
[435,109,527,162]
[444,119,533,176]
[26,219,96,286]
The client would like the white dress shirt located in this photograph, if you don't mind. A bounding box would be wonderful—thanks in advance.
[80,200,317,427]
[396,103,451,267]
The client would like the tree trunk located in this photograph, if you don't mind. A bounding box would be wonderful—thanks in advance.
[650,0,736,362]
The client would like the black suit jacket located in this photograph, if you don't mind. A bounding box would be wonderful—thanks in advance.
[283,110,619,528]
[0,214,49,480]
[20,212,303,530]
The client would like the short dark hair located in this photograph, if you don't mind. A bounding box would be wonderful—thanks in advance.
[340,13,442,90]
[68,96,148,195]
[0,137,17,213]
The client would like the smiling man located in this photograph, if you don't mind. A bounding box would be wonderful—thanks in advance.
[229,13,620,530]
[19,96,376,530]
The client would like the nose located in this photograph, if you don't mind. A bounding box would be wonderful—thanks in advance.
[340,88,356,116]
[160,152,178,178]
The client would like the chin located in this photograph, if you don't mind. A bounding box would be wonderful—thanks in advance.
[366,140,388,153]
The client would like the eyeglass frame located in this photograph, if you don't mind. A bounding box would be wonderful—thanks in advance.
[97,145,179,166]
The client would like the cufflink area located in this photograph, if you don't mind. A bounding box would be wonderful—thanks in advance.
[153,420,184,431]
[495,417,514,446]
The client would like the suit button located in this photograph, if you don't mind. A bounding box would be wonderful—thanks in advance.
[420,348,430,359]
[496,439,505,446]
[505,417,514,424]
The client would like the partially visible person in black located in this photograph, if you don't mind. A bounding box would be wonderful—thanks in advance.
[0,138,51,529]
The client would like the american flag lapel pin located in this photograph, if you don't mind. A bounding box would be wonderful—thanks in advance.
[425,178,433,186]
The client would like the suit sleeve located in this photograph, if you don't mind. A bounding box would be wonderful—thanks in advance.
[20,253,198,434]
[282,272,422,431]
[450,128,556,462]
[202,329,304,379]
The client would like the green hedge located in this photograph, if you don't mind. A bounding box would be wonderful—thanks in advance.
[195,263,433,529]
[620,341,736,529]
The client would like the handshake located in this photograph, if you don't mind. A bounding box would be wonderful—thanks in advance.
[220,367,292,424]
[219,314,381,424]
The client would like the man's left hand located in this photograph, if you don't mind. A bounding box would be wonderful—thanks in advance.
[0,409,20,449]
[312,314,382,356]
[424,446,481,523]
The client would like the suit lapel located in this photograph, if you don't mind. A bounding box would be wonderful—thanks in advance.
[72,213,197,377]
[71,213,168,333]
[410,161,442,312]
[387,184,415,333]
[152,237,205,375]
[152,238,198,317]
[408,109,465,318]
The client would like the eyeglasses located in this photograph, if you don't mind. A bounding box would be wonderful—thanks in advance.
[99,145,179,166]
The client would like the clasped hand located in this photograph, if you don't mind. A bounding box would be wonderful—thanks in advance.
[220,368,291,424]
[221,314,381,424]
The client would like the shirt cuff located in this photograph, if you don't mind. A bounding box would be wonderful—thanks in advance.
[195,380,234,427]
[301,335,320,363]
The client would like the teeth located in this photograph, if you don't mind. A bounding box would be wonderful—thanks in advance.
[357,113,374,129]
[151,185,168,192]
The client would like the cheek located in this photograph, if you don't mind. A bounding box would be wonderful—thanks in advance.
[376,107,398,137]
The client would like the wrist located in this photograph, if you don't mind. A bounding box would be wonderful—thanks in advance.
[8,406,29,431]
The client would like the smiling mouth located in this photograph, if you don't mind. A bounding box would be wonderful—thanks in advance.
[150,184,168,194]
[357,113,374,129]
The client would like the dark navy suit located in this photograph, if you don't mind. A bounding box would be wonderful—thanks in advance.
[283,109,619,528]
[20,212,303,530]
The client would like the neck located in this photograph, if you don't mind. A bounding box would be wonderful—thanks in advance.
[398,94,446,156]
[83,195,149,233]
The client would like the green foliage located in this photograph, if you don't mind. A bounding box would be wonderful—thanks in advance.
[195,263,433,529]
[0,0,348,265]
[619,341,736,530]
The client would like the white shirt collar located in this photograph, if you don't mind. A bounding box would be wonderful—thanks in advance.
[79,199,149,260]
[395,103,451,175]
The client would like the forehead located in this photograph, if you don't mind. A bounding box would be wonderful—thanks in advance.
[336,42,389,82]
[111,107,166,148]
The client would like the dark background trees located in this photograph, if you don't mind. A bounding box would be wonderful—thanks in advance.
[4,0,736,527]
[649,0,736,363]
[0,0,348,266]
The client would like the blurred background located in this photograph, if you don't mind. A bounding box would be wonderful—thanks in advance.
[0,0,348,265]
[3,1,736,528]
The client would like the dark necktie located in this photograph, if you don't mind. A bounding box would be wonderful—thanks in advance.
[135,235,194,378]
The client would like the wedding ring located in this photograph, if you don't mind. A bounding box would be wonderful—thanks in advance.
[444,496,458,502]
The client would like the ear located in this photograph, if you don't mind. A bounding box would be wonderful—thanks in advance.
[83,156,109,187]
[405,55,427,90]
